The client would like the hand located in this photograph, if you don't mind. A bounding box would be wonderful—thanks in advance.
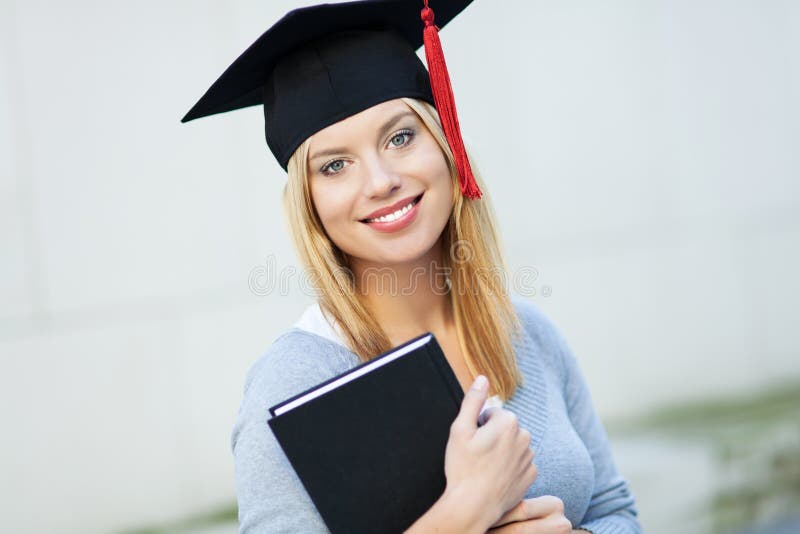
[441,375,538,529]
[487,496,572,533]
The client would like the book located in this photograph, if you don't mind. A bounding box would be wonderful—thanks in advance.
[267,332,465,534]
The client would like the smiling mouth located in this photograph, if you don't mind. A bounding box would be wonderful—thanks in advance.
[360,193,423,224]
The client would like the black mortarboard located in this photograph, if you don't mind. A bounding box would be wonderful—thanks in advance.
[182,0,482,199]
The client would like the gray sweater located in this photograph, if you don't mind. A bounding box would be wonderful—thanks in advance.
[231,295,643,533]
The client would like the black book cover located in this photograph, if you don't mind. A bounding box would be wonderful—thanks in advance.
[267,332,465,534]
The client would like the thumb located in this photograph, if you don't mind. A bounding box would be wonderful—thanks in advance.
[452,375,489,433]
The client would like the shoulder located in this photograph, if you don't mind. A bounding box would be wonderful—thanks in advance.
[510,294,569,354]
[509,293,575,383]
[240,328,358,412]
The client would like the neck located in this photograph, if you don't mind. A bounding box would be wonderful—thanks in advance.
[350,242,454,345]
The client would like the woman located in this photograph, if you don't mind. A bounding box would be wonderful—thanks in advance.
[183,1,642,532]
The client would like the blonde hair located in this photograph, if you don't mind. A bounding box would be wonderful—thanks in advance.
[283,97,523,400]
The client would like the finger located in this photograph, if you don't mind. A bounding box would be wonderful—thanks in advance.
[522,495,564,519]
[490,495,546,528]
[523,460,538,489]
[542,513,573,533]
[497,496,562,523]
[450,375,489,435]
[515,438,534,471]
[489,516,571,533]
[517,428,532,448]
[487,518,528,533]
[473,409,521,450]
[490,499,526,528]
[481,408,519,436]
[487,521,523,533]
[477,405,501,427]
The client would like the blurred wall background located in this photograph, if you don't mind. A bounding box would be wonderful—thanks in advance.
[1,0,798,533]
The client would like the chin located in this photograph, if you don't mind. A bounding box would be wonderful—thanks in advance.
[352,244,429,266]
[382,245,439,266]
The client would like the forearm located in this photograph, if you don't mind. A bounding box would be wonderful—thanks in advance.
[405,486,495,534]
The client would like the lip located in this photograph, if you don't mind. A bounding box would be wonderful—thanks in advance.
[360,194,422,221]
[360,194,422,233]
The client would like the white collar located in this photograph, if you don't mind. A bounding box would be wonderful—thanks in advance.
[293,302,348,349]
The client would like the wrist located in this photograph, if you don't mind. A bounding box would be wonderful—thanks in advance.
[438,483,497,534]
[404,484,486,534]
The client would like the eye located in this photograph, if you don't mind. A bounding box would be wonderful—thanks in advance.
[387,128,415,149]
[320,159,347,176]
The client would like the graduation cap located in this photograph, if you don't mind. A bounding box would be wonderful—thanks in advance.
[181,0,481,199]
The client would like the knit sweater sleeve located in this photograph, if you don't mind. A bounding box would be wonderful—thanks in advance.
[513,296,643,534]
[551,316,643,533]
[231,331,345,533]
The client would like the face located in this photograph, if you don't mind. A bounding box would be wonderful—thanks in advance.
[306,99,453,271]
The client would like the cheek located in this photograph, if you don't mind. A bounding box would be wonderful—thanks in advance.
[421,150,454,201]
[310,182,352,230]
[411,139,451,184]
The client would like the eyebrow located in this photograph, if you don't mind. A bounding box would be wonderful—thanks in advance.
[308,110,416,162]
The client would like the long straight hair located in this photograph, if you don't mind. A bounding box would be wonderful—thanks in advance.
[283,97,523,400]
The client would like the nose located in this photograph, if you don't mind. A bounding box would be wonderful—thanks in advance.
[361,155,401,199]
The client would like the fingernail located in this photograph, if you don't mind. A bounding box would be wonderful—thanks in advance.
[472,375,487,391]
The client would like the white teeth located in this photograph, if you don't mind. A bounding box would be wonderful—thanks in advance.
[366,198,418,223]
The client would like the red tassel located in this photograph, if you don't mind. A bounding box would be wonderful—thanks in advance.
[421,1,482,200]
